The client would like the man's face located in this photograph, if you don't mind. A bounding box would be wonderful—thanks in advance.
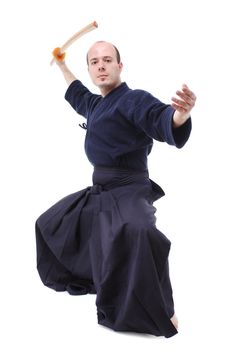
[87,42,123,95]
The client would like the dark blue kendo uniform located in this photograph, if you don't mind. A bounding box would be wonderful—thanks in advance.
[35,80,191,338]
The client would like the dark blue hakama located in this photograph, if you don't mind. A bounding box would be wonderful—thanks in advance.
[36,167,177,337]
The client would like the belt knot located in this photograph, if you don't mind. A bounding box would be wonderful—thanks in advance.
[90,184,103,194]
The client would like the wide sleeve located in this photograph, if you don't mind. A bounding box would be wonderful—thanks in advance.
[64,80,101,118]
[126,90,192,148]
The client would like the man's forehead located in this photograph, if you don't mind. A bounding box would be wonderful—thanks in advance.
[88,42,115,57]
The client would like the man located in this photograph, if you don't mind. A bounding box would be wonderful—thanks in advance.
[36,41,196,338]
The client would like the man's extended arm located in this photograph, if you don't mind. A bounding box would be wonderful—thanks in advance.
[55,61,77,86]
[52,48,77,86]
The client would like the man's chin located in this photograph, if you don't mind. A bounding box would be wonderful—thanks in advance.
[96,82,109,88]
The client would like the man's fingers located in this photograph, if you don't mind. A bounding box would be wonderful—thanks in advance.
[181,85,196,103]
[171,97,189,109]
[175,91,195,107]
[171,103,188,113]
[173,85,196,111]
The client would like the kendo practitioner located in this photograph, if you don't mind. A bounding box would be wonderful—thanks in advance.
[35,41,196,338]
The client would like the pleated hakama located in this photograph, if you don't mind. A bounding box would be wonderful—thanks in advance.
[35,167,177,338]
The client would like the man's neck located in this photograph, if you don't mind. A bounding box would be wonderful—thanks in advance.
[100,81,122,97]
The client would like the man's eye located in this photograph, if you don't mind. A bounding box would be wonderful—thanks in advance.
[91,61,97,65]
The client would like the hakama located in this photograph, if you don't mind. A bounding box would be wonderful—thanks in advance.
[36,167,177,338]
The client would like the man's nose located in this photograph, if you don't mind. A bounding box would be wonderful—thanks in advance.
[98,62,105,71]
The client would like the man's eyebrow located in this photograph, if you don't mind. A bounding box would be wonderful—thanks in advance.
[90,56,113,61]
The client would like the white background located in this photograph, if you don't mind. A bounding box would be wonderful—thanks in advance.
[1,0,232,349]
